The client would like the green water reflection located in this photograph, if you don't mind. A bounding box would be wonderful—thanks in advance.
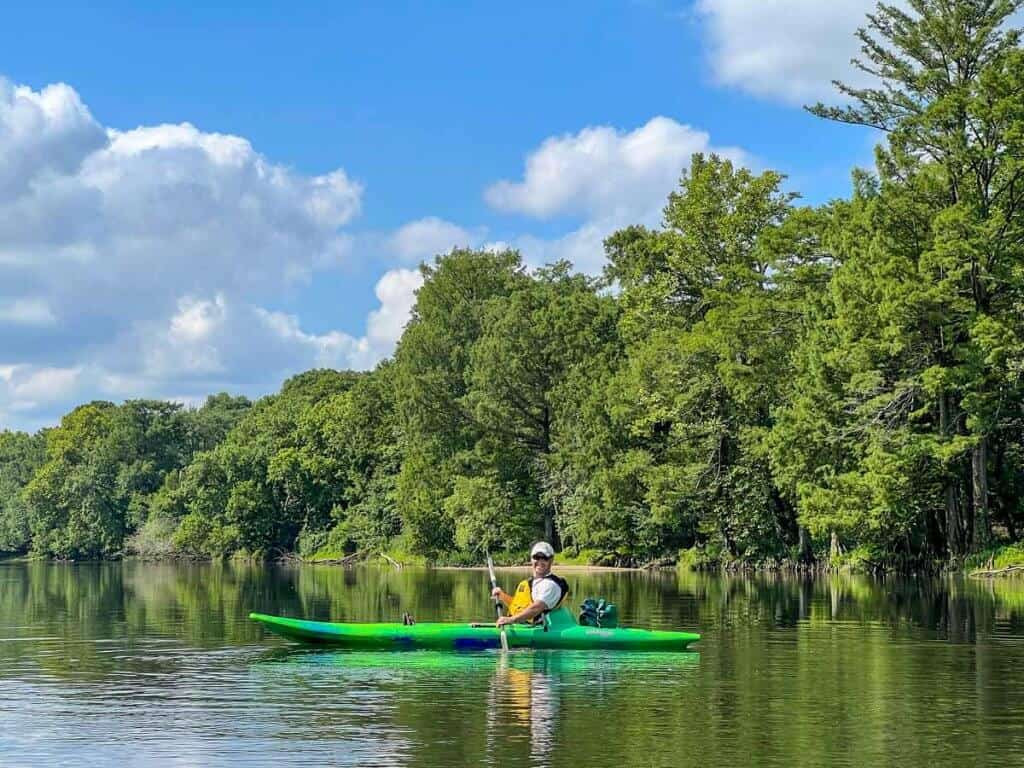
[1,561,1022,767]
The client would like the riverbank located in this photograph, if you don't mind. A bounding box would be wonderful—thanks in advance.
[370,548,1024,579]
[5,541,1023,577]
[435,564,638,573]
[299,548,640,572]
[966,543,1024,578]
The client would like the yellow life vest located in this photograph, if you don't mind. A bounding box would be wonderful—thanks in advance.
[508,579,534,615]
[508,575,569,623]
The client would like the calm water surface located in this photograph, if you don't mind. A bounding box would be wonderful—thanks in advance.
[1,562,1022,767]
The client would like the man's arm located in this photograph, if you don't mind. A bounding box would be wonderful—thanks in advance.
[496,599,547,626]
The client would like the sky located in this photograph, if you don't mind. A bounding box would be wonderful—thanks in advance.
[0,0,892,431]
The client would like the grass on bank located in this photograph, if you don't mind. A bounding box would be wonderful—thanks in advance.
[677,541,1024,575]
[966,543,1024,576]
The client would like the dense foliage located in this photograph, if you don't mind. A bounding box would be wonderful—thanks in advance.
[2,1,1023,567]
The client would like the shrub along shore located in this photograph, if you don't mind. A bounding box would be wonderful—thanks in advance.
[2,545,1022,579]
[3,2,1024,575]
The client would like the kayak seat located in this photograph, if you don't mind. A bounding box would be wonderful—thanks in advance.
[543,607,577,630]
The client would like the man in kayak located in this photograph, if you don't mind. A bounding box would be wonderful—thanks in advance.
[492,542,569,626]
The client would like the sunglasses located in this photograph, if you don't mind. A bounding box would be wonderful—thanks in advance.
[531,554,551,561]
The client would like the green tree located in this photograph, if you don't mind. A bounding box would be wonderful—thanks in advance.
[173,370,360,556]
[582,154,822,562]
[181,393,252,456]
[24,403,122,558]
[465,263,619,548]
[770,177,954,563]
[392,248,524,556]
[21,399,203,558]
[110,400,191,529]
[808,0,1024,557]
[297,363,402,554]
[0,430,46,554]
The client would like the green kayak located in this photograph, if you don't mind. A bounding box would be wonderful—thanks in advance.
[249,607,700,652]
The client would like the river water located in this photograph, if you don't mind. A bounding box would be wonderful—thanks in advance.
[0,561,1022,767]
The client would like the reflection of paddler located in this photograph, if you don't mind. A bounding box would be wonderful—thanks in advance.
[491,542,569,627]
[488,655,557,762]
[499,666,534,726]
[525,663,556,763]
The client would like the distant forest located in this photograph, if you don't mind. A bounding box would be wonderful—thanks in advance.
[3,1,1024,568]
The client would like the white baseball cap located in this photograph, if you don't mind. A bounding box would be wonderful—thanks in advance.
[530,541,555,558]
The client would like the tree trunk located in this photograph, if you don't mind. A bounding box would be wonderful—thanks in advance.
[830,530,842,560]
[544,508,558,550]
[971,437,991,552]
[989,440,1018,540]
[940,391,963,560]
[947,484,965,559]
[964,455,975,549]
[539,407,559,550]
[924,506,945,561]
[797,525,814,564]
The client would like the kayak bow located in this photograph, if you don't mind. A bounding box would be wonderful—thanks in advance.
[249,607,699,652]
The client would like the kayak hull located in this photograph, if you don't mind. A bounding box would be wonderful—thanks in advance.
[248,611,699,652]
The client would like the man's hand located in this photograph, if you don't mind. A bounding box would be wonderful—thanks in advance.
[496,615,516,627]
[491,587,503,599]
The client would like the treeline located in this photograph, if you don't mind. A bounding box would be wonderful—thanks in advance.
[3,1,1024,567]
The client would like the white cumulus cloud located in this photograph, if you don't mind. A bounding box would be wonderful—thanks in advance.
[486,116,746,274]
[0,297,57,326]
[695,1,1024,106]
[387,217,484,263]
[486,116,745,221]
[0,76,395,430]
[0,80,107,202]
[120,269,421,397]
[1,265,424,430]
[364,268,423,350]
[514,223,612,276]
[0,364,82,414]
[695,0,878,105]
[0,79,363,345]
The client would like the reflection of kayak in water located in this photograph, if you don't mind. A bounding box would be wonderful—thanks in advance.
[255,647,699,676]
[249,607,700,651]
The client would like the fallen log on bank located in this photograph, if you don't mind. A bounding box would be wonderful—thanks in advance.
[969,565,1024,578]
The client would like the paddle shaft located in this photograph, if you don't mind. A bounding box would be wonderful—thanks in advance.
[486,554,510,652]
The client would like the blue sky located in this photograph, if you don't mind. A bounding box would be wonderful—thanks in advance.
[0,0,882,430]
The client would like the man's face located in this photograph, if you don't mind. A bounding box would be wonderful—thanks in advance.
[532,554,552,577]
